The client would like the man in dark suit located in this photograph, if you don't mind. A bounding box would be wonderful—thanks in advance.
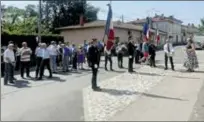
[127,36,135,73]
[88,40,101,91]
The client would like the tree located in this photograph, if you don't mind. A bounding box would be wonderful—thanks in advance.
[1,1,99,34]
[1,4,50,34]
[42,0,99,33]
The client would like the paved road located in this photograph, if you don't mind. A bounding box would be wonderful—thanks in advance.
[1,46,204,121]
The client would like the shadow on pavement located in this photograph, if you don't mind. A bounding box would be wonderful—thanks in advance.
[134,71,161,76]
[44,76,66,82]
[7,80,31,88]
[195,71,204,73]
[111,70,126,73]
[155,65,165,69]
[100,88,187,101]
[172,75,200,80]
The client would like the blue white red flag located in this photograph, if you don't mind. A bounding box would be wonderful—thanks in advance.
[143,23,150,41]
[105,4,114,51]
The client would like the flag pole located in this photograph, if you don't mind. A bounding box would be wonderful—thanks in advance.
[102,1,111,43]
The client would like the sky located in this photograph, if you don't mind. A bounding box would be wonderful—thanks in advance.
[1,1,204,26]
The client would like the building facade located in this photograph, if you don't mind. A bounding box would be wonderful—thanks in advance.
[128,15,183,44]
[56,20,143,45]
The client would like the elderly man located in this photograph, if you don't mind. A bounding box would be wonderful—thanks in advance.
[4,44,15,85]
[19,42,32,78]
[35,43,43,78]
[48,41,58,73]
[61,43,70,72]
[38,43,52,80]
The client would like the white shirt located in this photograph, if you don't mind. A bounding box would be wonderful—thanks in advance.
[42,48,50,59]
[35,47,43,57]
[48,45,58,56]
[163,43,174,56]
[4,49,15,63]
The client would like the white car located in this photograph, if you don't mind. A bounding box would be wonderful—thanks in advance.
[195,42,203,50]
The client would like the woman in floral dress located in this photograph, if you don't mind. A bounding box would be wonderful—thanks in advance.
[184,37,199,72]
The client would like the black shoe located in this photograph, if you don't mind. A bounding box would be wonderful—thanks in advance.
[105,68,108,71]
[92,87,101,91]
[37,77,42,80]
[164,68,168,70]
[48,76,52,78]
[21,76,25,79]
[172,68,175,71]
[27,76,32,78]
[110,69,114,71]
[13,77,17,80]
[9,81,15,84]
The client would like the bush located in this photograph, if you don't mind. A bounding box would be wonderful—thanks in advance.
[1,33,64,66]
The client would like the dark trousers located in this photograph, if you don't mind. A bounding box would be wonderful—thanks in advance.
[91,65,98,89]
[135,50,140,64]
[150,54,156,67]
[4,63,14,84]
[1,63,5,77]
[165,53,174,70]
[105,55,112,70]
[87,54,91,67]
[15,56,20,71]
[20,61,30,77]
[35,57,42,78]
[97,53,101,67]
[72,56,77,69]
[39,58,52,78]
[128,57,134,72]
[117,53,123,68]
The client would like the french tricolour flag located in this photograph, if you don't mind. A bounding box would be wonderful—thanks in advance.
[143,22,150,41]
[105,4,115,51]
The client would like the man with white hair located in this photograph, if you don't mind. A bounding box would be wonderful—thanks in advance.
[163,36,175,70]
[19,42,32,78]
[3,44,15,85]
[35,43,43,78]
[38,43,52,80]
[48,41,58,73]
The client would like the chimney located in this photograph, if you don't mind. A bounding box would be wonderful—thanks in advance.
[80,14,84,26]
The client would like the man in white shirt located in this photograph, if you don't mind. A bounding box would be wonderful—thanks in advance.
[35,43,43,78]
[19,42,32,78]
[3,44,15,85]
[48,41,58,73]
[104,45,113,71]
[38,43,52,80]
[163,36,175,70]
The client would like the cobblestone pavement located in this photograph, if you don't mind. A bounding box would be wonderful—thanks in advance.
[83,50,204,121]
[1,46,204,121]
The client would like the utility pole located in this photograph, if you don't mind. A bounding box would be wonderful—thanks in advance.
[37,0,42,43]
[121,15,124,23]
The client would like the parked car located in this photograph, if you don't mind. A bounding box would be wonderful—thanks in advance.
[195,42,203,50]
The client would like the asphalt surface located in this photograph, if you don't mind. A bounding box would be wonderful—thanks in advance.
[1,46,204,121]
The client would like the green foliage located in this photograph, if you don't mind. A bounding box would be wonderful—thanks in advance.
[42,0,99,33]
[1,0,99,34]
[198,18,204,35]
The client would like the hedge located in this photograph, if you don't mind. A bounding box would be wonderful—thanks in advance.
[1,33,64,66]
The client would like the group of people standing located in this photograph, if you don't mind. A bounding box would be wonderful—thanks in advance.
[2,35,199,92]
[3,41,32,85]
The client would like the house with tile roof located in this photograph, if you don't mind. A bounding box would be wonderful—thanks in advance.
[56,20,167,45]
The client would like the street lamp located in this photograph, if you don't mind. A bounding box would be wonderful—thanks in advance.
[37,0,42,43]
